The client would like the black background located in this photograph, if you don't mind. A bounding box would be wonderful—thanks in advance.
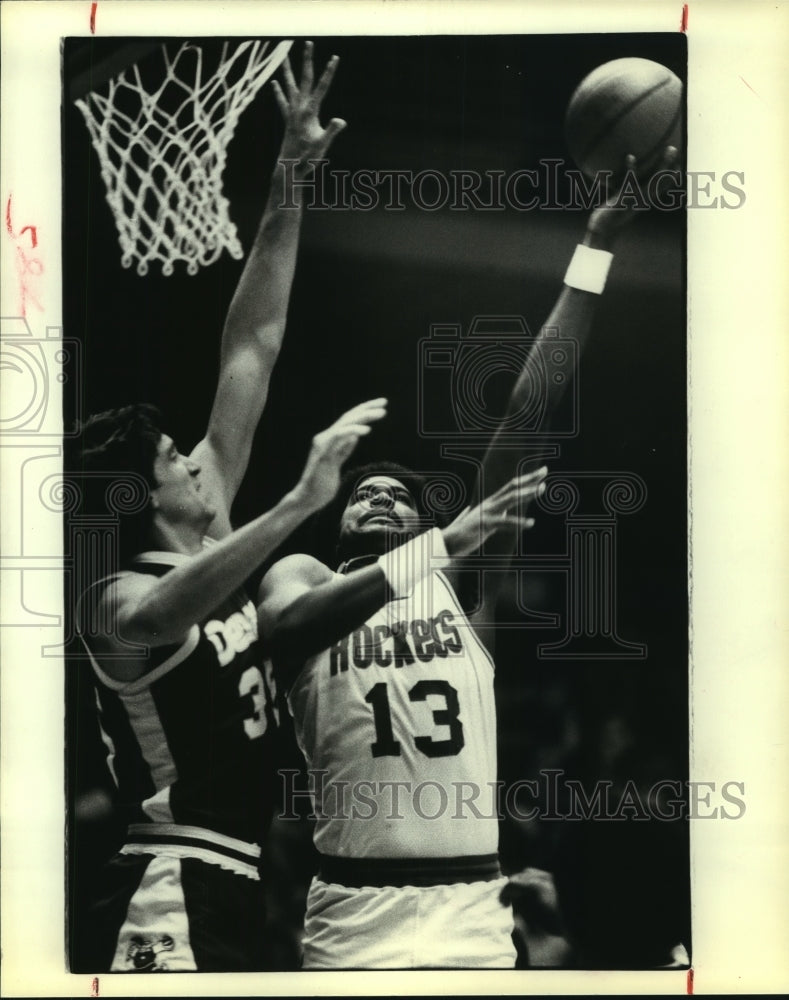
[64,32,689,970]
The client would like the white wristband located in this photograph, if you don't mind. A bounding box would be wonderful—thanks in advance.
[377,527,449,598]
[563,243,613,294]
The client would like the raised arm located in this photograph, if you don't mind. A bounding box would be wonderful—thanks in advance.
[481,157,663,494]
[90,399,385,681]
[467,151,678,641]
[191,42,347,531]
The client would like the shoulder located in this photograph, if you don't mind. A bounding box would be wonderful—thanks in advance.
[81,568,154,616]
[79,570,165,683]
[257,553,334,635]
[259,552,334,593]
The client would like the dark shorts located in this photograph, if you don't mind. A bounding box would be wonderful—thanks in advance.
[80,851,267,972]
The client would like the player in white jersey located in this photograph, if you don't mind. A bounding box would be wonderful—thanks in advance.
[289,563,501,862]
[261,466,544,969]
[258,149,678,969]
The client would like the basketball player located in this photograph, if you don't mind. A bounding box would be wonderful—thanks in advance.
[70,43,366,973]
[257,149,679,969]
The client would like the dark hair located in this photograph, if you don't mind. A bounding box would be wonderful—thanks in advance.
[303,461,437,564]
[338,461,429,518]
[66,403,164,566]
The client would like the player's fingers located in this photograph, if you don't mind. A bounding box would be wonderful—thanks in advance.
[355,399,388,416]
[485,488,541,523]
[301,40,315,92]
[321,118,347,147]
[493,485,545,513]
[281,55,299,100]
[496,515,535,532]
[512,466,549,489]
[345,396,388,410]
[497,465,548,491]
[336,398,388,424]
[334,408,387,432]
[312,54,340,105]
[494,505,535,525]
[270,79,290,118]
[331,423,374,439]
[493,469,548,505]
[661,144,679,169]
[514,469,549,493]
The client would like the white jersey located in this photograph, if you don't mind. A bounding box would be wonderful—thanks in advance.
[288,569,501,859]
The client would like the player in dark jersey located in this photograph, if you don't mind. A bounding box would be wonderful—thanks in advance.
[256,150,678,968]
[69,44,383,972]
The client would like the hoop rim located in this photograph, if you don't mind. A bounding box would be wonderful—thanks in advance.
[65,39,163,104]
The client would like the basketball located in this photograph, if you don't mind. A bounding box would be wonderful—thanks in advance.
[565,58,683,179]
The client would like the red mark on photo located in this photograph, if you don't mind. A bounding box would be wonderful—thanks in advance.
[680,4,689,33]
[5,193,44,318]
[91,976,99,996]
[5,195,16,238]
[686,967,694,994]
[90,3,97,34]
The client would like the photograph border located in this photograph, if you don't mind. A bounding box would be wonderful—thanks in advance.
[2,1,788,995]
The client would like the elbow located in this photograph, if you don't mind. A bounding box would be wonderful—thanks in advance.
[254,325,285,362]
[127,604,188,648]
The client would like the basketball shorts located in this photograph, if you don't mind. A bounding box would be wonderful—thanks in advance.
[301,875,517,969]
[81,851,267,972]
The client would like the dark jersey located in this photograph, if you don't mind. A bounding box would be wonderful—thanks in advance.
[78,548,279,849]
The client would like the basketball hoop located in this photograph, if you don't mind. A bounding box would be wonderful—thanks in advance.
[75,39,292,276]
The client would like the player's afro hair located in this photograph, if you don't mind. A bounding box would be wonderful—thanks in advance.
[335,461,430,522]
[305,460,450,564]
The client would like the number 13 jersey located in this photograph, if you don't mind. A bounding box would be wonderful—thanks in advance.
[287,569,500,859]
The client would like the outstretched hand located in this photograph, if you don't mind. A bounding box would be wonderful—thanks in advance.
[293,398,388,513]
[586,145,679,247]
[442,466,548,557]
[273,41,347,173]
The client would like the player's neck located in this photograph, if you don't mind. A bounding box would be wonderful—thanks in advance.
[150,518,206,556]
[335,528,409,565]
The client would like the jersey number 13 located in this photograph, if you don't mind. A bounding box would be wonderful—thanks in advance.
[364,680,464,758]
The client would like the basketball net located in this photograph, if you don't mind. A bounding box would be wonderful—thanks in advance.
[75,39,292,276]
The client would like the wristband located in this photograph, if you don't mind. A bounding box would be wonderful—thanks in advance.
[377,527,449,598]
[563,243,613,294]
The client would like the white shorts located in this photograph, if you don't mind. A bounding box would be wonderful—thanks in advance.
[301,875,516,969]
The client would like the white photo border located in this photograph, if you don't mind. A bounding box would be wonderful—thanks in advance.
[2,0,788,995]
